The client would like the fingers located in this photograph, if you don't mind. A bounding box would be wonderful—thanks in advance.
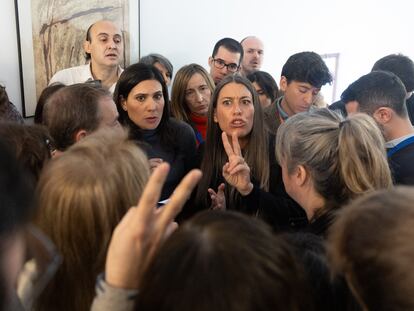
[217,183,225,193]
[231,132,242,156]
[225,156,246,173]
[149,158,164,171]
[135,162,170,222]
[208,188,217,197]
[227,163,250,176]
[222,132,235,158]
[158,169,202,229]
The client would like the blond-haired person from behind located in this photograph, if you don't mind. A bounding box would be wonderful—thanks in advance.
[276,108,392,236]
[28,128,150,311]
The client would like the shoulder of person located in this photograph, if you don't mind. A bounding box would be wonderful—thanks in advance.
[169,118,196,135]
[49,64,89,84]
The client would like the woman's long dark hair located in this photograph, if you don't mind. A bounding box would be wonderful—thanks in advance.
[114,63,176,149]
[195,75,269,211]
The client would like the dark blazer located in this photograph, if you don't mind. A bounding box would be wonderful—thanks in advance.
[263,98,283,136]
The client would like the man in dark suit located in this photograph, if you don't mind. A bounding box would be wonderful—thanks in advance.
[341,71,414,185]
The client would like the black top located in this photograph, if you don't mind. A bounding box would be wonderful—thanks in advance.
[387,141,414,185]
[133,118,197,200]
[181,134,308,231]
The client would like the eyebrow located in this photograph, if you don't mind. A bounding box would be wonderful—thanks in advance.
[97,32,122,38]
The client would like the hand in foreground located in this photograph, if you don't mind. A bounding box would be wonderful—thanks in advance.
[208,183,226,210]
[221,132,253,196]
[148,158,163,172]
[105,163,202,289]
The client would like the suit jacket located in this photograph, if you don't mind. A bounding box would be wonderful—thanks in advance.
[263,97,283,136]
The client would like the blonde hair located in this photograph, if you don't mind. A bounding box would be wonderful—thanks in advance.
[170,63,215,123]
[35,128,150,311]
[276,108,392,211]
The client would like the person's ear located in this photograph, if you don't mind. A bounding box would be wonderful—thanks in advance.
[279,76,288,92]
[213,108,218,123]
[119,96,128,111]
[208,56,214,68]
[74,129,88,142]
[83,40,91,54]
[373,107,392,124]
[294,164,308,187]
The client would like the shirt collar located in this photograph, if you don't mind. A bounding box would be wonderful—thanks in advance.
[276,97,289,121]
[385,132,414,148]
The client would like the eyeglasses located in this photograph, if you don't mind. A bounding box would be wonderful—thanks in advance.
[212,58,239,72]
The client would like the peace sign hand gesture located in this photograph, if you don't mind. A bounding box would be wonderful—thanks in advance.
[221,132,253,196]
[104,163,202,290]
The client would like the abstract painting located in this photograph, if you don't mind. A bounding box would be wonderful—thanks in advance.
[15,0,139,117]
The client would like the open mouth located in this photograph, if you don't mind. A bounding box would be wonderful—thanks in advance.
[230,119,246,127]
[145,116,158,123]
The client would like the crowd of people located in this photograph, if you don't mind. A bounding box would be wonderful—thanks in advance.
[1,19,414,310]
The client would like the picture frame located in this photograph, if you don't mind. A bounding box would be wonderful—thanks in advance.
[15,0,139,117]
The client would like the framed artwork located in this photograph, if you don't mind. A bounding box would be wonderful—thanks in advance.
[15,0,139,117]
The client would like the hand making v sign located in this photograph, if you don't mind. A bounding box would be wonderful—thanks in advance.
[221,131,254,196]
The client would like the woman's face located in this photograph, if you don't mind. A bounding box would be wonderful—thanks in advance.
[154,62,172,86]
[252,82,272,108]
[121,79,165,130]
[185,73,212,117]
[214,82,254,142]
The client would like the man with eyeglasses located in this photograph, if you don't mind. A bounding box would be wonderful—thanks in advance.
[208,37,243,85]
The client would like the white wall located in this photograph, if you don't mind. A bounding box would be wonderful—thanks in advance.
[140,0,414,103]
[2,0,414,115]
[0,1,22,113]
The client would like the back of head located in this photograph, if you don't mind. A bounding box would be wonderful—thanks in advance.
[139,53,174,77]
[212,37,244,63]
[35,82,65,124]
[281,51,332,88]
[372,54,414,92]
[341,70,408,117]
[43,83,111,151]
[0,140,33,236]
[276,108,392,210]
[170,63,215,122]
[0,140,34,309]
[137,211,310,311]
[0,123,53,184]
[328,186,414,310]
[246,70,279,102]
[35,128,150,311]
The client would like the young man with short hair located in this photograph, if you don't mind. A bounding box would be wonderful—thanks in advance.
[263,51,332,135]
[341,70,414,185]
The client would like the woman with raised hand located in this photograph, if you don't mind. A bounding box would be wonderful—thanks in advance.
[188,74,306,230]
[114,63,197,200]
[170,64,215,145]
[275,108,392,236]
